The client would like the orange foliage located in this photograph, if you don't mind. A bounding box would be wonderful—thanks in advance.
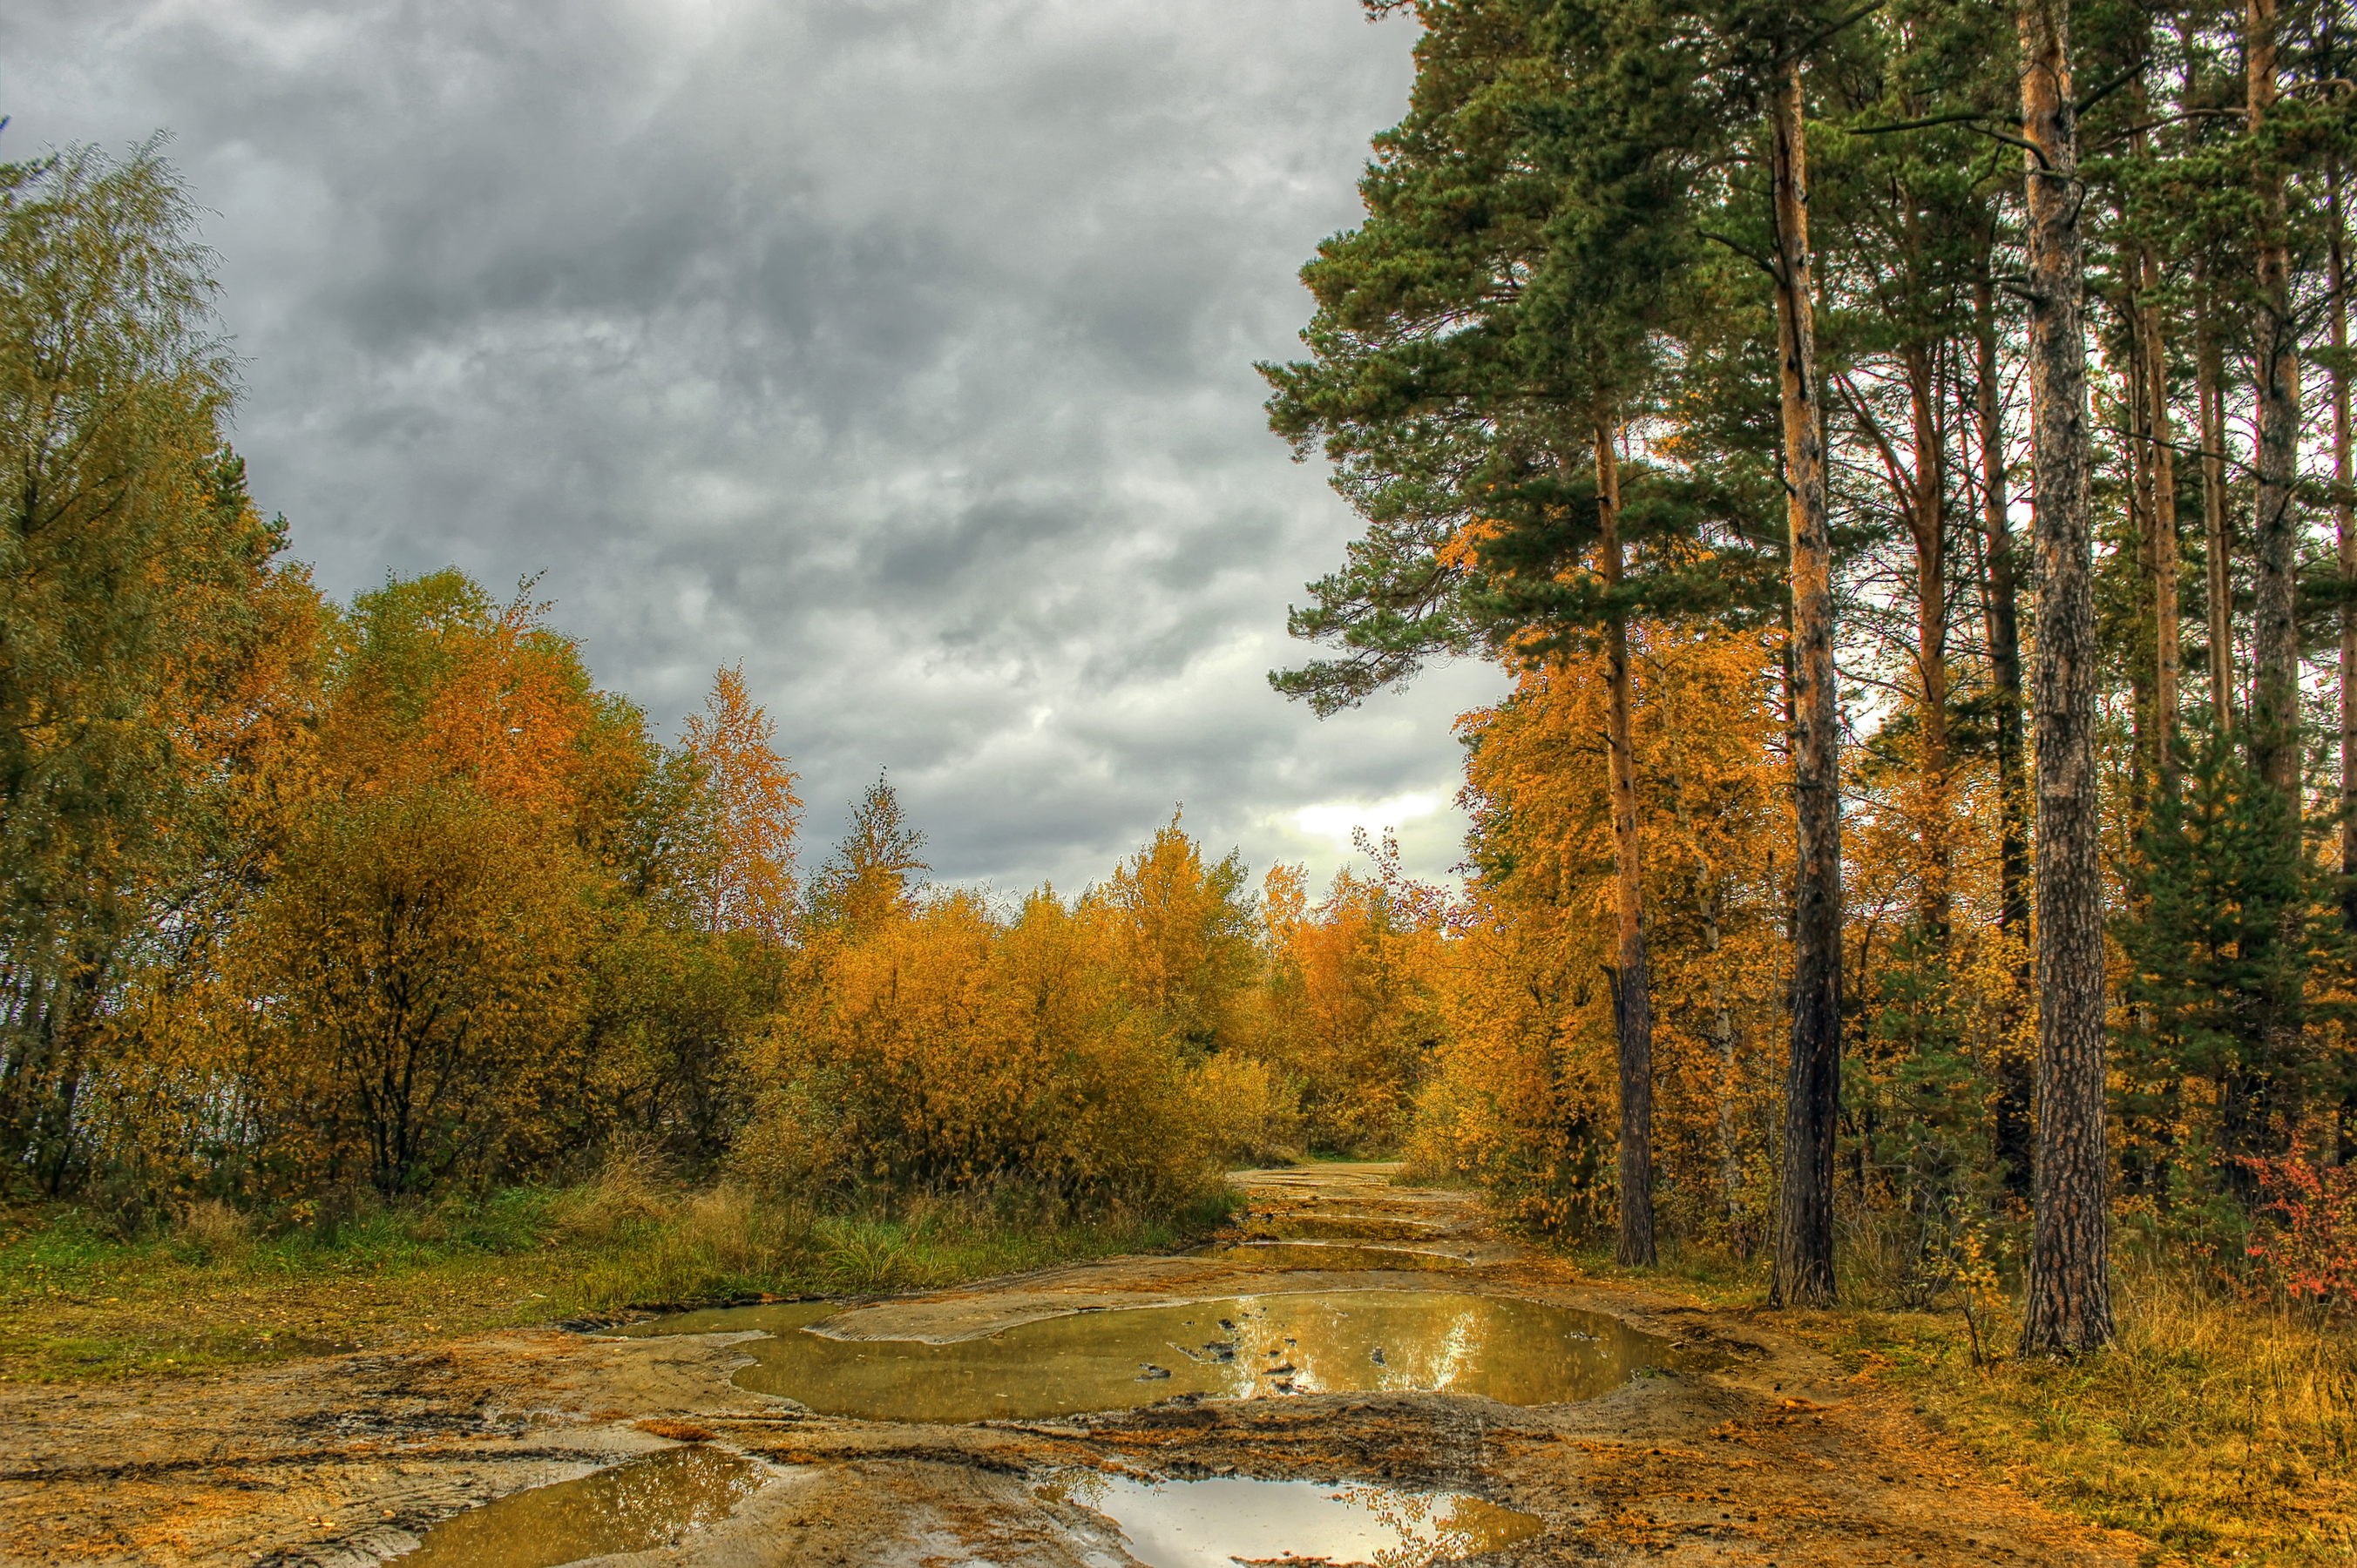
[1253,862,1446,1152]
[1411,624,1789,1243]
[682,664,802,939]
[1092,812,1257,1052]
[738,886,1214,1204]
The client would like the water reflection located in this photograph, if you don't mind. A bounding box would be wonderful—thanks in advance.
[393,1445,765,1568]
[1044,1472,1542,1568]
[632,1290,1659,1423]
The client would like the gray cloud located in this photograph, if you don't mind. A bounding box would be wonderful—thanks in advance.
[3,0,1508,892]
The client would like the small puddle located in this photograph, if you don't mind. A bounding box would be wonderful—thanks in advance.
[1043,1472,1542,1567]
[392,1445,766,1567]
[1195,1240,1472,1270]
[632,1289,1661,1423]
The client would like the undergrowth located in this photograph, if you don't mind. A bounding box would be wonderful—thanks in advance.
[0,1166,1236,1383]
[1538,1221,2354,1567]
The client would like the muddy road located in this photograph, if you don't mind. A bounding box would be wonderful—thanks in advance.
[0,1167,2138,1567]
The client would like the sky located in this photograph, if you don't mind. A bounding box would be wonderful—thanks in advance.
[3,0,1510,897]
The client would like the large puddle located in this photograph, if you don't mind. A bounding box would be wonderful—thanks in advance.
[632,1290,1661,1423]
[1044,1472,1542,1567]
[393,1445,766,1567]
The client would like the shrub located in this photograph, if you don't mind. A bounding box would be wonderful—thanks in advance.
[1195,1054,1304,1168]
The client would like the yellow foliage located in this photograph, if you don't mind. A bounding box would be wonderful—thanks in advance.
[737,882,1219,1206]
[1411,623,1789,1245]
[1092,811,1257,1051]
[233,783,598,1195]
[1195,1052,1306,1168]
[682,663,802,940]
[1251,863,1446,1152]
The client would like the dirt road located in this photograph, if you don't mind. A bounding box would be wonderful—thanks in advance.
[0,1167,2140,1566]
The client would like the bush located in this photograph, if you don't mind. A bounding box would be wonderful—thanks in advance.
[1195,1054,1304,1168]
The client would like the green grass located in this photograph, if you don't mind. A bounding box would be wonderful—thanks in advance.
[0,1179,1237,1383]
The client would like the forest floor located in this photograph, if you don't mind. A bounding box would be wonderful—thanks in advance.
[0,1166,2148,1567]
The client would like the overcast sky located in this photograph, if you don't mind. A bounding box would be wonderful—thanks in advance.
[4,0,1507,896]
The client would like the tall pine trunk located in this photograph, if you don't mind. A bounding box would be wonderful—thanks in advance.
[2336,162,2356,929]
[2248,0,2301,799]
[2141,249,2180,769]
[2018,0,2113,1356]
[1597,422,1656,1268]
[1768,60,1841,1309]
[1977,270,2035,1200]
[1907,346,1950,933]
[2195,272,2236,727]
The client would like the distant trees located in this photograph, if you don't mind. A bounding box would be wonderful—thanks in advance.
[0,168,1449,1221]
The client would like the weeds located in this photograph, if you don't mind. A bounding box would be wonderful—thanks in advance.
[1785,1260,2357,1566]
[0,1164,1236,1382]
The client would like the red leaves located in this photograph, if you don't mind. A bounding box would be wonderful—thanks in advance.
[2244,1146,2357,1306]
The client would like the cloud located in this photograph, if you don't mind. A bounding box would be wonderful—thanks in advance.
[3,0,1509,893]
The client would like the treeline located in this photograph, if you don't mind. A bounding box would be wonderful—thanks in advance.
[1270,0,2357,1348]
[0,144,1473,1225]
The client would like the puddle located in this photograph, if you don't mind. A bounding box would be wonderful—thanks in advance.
[392,1445,766,1567]
[1195,1240,1472,1270]
[633,1290,1662,1423]
[1043,1472,1542,1567]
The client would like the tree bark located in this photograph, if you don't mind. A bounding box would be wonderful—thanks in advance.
[1597,421,1656,1268]
[2336,161,2356,929]
[2196,271,2235,727]
[2123,327,2155,828]
[2248,0,2302,800]
[1976,270,2035,1201]
[2141,248,2181,770]
[2018,0,2114,1357]
[1906,346,1949,934]
[1769,60,1841,1310]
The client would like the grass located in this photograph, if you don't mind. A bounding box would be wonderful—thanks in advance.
[1781,1266,2357,1567]
[1541,1230,2356,1567]
[0,1170,1237,1384]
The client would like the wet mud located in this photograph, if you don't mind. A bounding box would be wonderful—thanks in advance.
[0,1165,2144,1566]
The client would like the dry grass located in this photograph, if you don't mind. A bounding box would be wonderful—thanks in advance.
[0,1160,1235,1383]
[1785,1263,2357,1566]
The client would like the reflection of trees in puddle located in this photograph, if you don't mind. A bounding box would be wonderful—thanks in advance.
[396,1447,766,1568]
[1041,1472,1541,1567]
[636,1290,1649,1422]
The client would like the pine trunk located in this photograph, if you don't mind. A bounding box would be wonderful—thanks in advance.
[2196,273,2235,727]
[1597,422,1656,1269]
[2248,0,2301,800]
[1977,272,2035,1200]
[2336,164,2356,929]
[2018,0,2114,1357]
[1907,347,1949,934]
[1769,62,1841,1310]
[2142,247,2180,769]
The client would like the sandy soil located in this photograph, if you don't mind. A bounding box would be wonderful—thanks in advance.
[0,1167,2144,1567]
